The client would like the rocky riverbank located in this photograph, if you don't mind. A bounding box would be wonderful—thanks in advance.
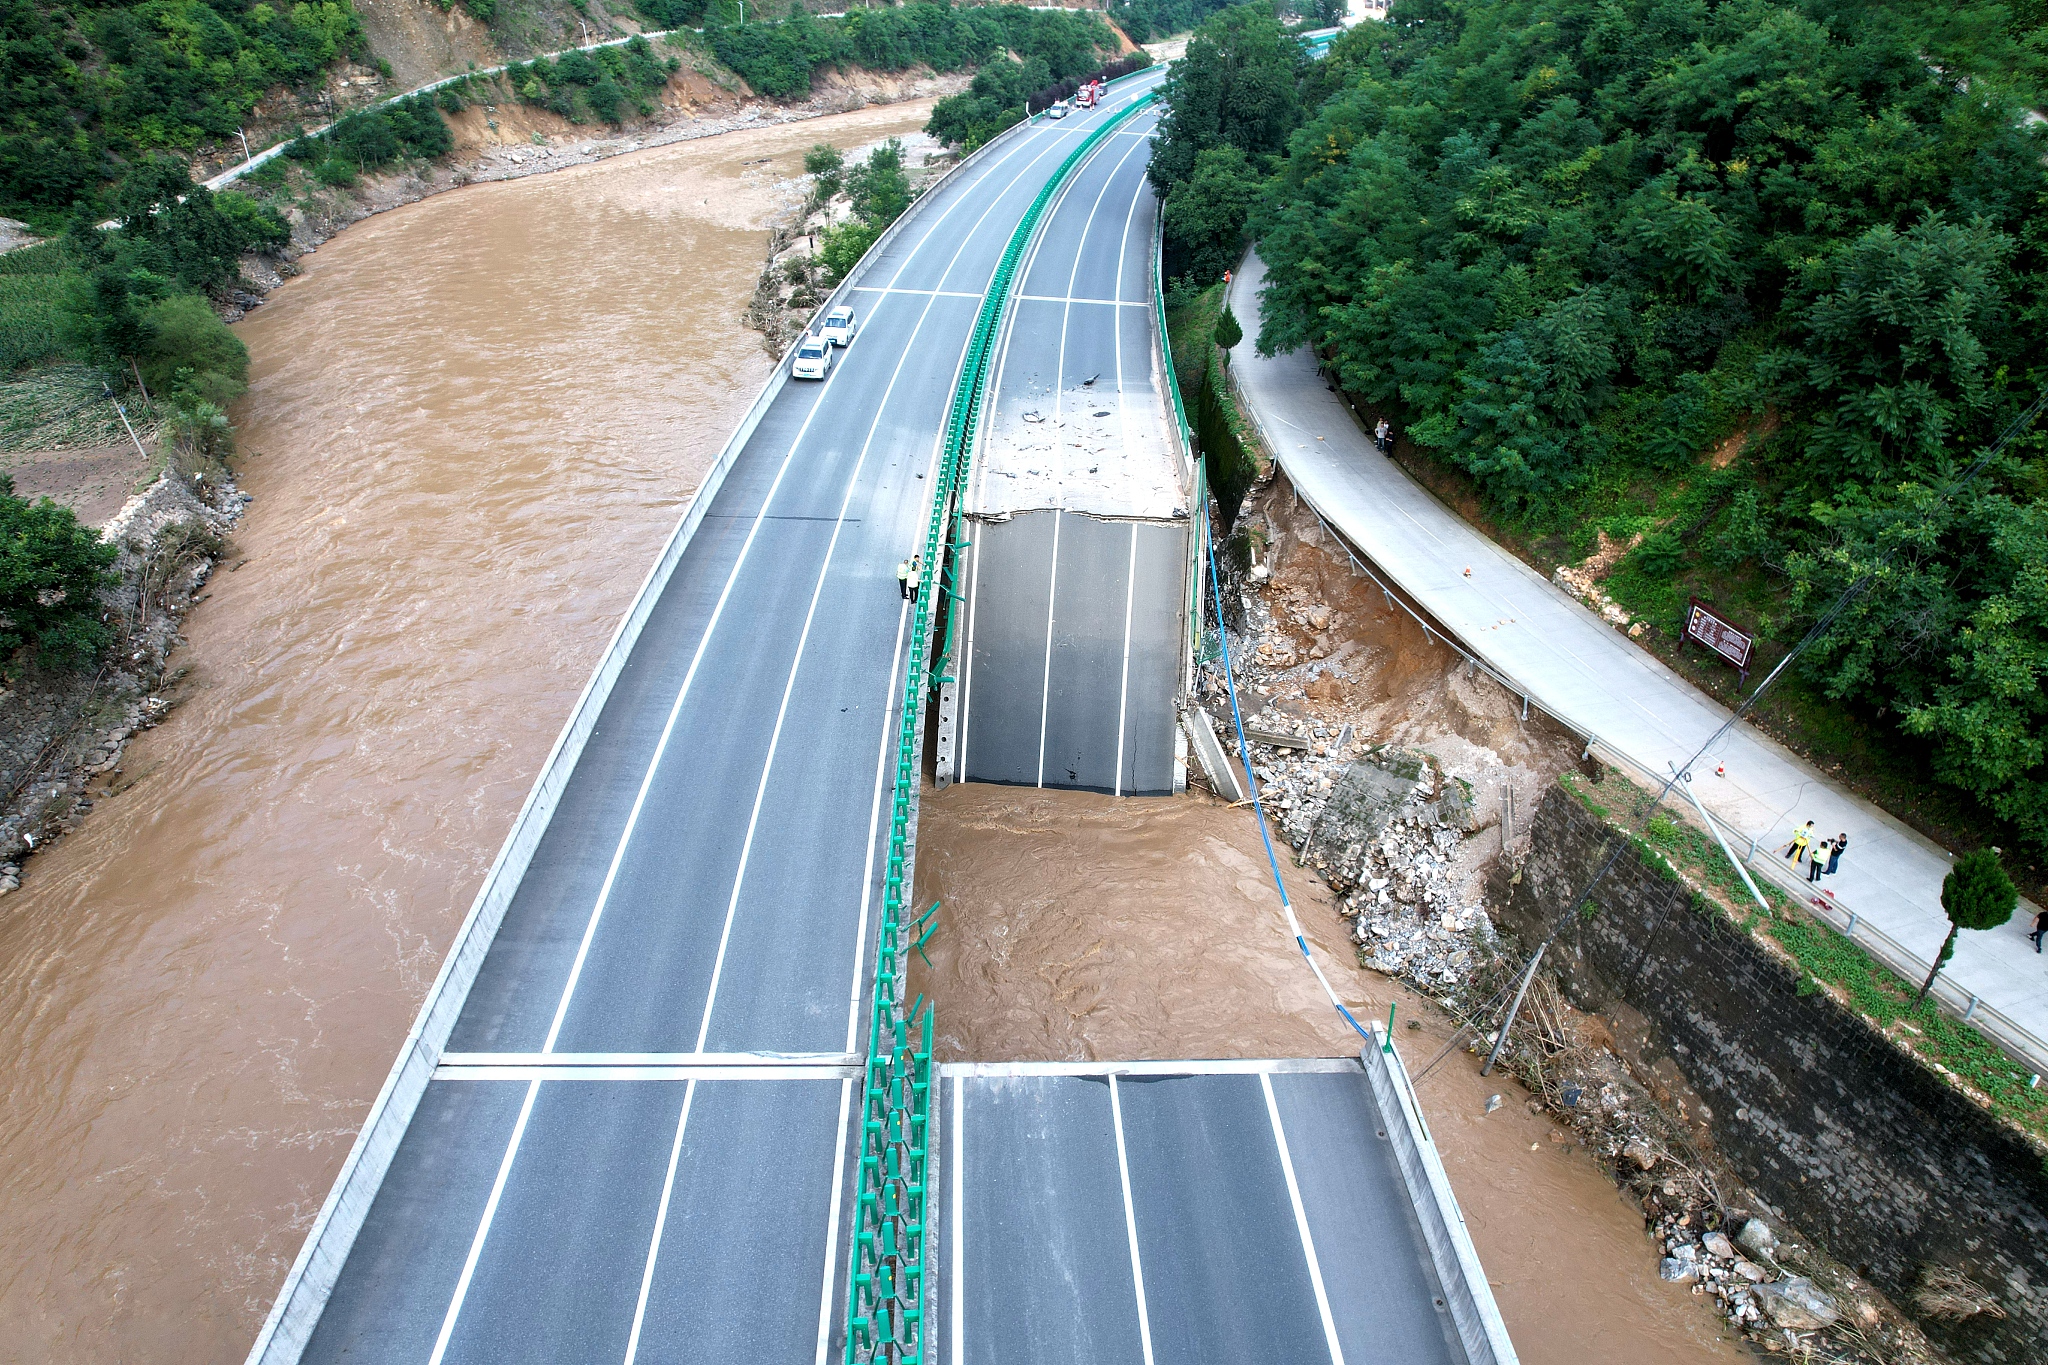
[0,441,246,892]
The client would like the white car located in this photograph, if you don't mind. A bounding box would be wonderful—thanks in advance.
[820,306,857,346]
[791,335,833,380]
[1046,102,1069,119]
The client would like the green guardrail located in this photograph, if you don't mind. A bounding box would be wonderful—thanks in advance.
[842,88,1158,1365]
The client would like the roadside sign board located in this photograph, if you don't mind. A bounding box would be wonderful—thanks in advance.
[1685,597,1754,670]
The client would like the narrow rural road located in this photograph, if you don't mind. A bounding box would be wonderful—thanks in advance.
[1227,252,2047,1071]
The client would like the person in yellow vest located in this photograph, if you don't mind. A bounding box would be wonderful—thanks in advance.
[1782,821,1815,865]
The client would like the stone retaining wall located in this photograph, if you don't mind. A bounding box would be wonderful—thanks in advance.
[1490,786,2048,1364]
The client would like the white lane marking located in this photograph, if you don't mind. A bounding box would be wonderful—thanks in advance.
[1113,523,1138,797]
[958,530,984,778]
[434,1064,854,1082]
[851,287,984,298]
[438,1051,856,1067]
[1108,1075,1157,1365]
[621,1078,698,1365]
[693,192,1041,1051]
[950,1074,967,1365]
[1015,294,1151,306]
[424,123,1084,1353]
[940,1058,1365,1078]
[1260,1073,1346,1365]
[1035,508,1062,788]
[426,1077,540,1365]
[1106,137,1151,798]
[845,597,912,1055]
[813,1077,855,1365]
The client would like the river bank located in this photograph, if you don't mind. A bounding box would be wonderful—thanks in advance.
[0,100,934,1363]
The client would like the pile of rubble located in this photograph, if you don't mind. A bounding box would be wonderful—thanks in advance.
[1211,701,1503,1006]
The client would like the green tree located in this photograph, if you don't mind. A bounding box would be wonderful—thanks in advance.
[0,475,119,665]
[1147,2,1301,195]
[1214,303,1243,354]
[1917,848,2018,1005]
[805,142,845,196]
[848,140,910,227]
[1160,145,1262,284]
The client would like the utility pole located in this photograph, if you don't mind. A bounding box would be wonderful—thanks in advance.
[237,128,252,167]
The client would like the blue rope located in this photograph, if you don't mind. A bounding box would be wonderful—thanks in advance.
[1202,503,1373,1045]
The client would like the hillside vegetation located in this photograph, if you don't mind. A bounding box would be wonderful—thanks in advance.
[1154,0,2048,870]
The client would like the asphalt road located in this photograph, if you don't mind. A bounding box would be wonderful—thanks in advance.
[290,76,1171,1364]
[943,1062,1466,1365]
[957,109,1189,796]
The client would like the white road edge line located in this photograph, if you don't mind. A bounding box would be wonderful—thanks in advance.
[845,598,911,1055]
[426,1077,540,1365]
[1114,522,1138,796]
[950,1073,967,1365]
[813,1077,855,1365]
[1108,1075,1157,1365]
[621,1078,698,1365]
[1260,1073,1346,1365]
[1035,507,1062,788]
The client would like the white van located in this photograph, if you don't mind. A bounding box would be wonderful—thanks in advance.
[821,306,857,346]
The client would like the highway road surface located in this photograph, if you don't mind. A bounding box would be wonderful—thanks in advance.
[956,104,1191,796]
[266,75,1172,1365]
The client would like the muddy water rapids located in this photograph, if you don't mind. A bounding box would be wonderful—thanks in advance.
[0,103,931,1363]
[0,102,1728,1364]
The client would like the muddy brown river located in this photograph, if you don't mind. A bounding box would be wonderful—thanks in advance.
[0,102,930,1364]
[0,99,1731,1365]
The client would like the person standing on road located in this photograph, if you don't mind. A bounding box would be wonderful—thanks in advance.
[1807,838,1829,882]
[2031,907,2047,954]
[896,557,912,600]
[1374,418,1390,451]
[906,554,922,604]
[1824,833,1848,877]
[1783,821,1814,865]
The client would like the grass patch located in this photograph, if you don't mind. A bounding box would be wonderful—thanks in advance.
[1564,769,2048,1141]
[1164,281,1221,415]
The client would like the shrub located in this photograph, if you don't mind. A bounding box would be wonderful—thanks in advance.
[817,218,881,283]
[0,474,119,665]
[137,295,249,408]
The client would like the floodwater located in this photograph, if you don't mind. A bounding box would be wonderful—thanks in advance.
[909,785,1745,1365]
[0,100,933,1363]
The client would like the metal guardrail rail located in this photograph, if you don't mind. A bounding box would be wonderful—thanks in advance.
[841,88,1158,1365]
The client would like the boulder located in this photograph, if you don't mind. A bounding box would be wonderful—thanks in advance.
[1752,1277,1838,1330]
[1702,1231,1737,1261]
[1658,1257,1698,1284]
[1735,1218,1777,1259]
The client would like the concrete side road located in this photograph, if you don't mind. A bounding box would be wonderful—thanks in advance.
[1227,252,2047,1069]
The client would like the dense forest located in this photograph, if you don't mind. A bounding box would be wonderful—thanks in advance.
[1155,0,2048,864]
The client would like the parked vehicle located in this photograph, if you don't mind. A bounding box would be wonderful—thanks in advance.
[821,306,857,346]
[1046,101,1069,119]
[1076,79,1102,109]
[792,335,833,380]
